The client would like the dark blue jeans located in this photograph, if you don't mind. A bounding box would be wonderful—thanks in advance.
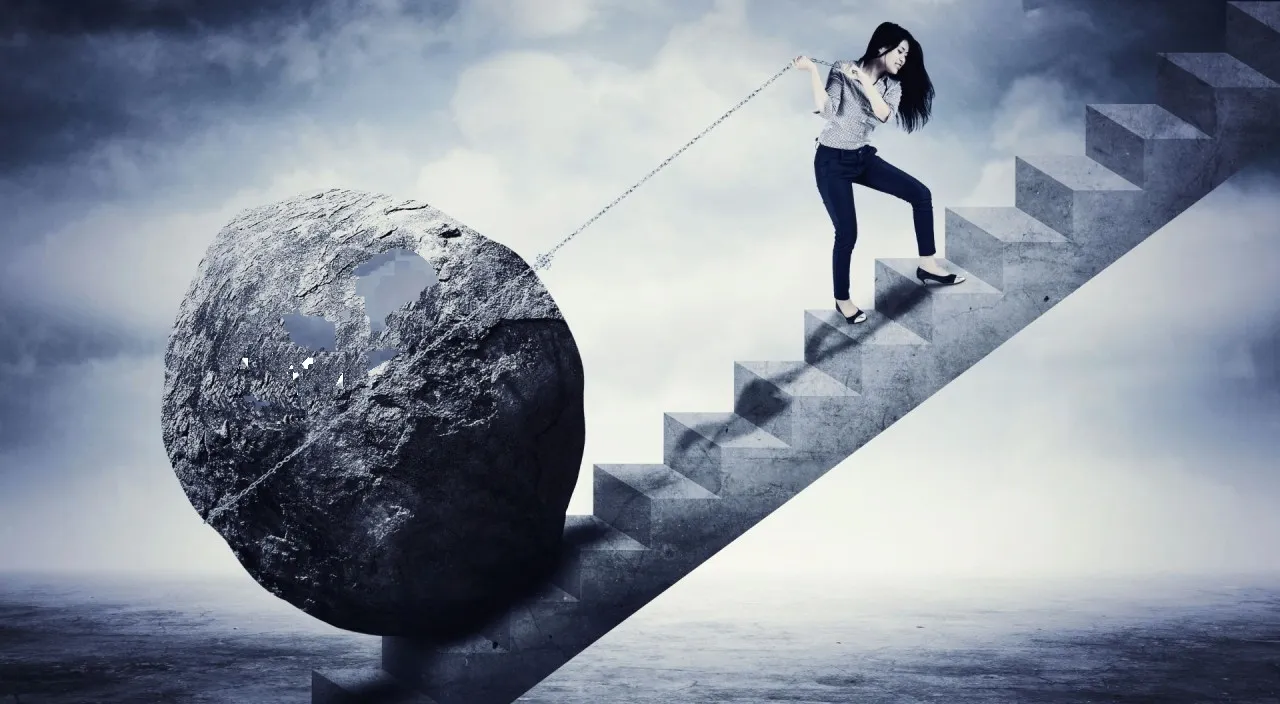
[813,143,936,300]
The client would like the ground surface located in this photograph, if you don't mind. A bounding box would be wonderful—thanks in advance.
[2,572,1279,703]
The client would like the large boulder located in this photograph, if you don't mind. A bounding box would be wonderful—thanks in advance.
[160,188,585,638]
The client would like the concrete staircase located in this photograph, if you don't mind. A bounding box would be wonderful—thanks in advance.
[312,2,1280,702]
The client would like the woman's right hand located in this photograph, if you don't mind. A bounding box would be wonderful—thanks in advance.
[792,55,816,72]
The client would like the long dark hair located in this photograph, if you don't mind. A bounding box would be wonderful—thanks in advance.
[856,22,934,133]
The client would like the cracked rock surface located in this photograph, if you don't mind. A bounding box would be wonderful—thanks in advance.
[160,188,584,638]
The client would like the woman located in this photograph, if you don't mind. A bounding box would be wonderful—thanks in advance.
[794,22,962,325]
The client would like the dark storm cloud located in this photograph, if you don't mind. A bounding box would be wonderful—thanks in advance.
[0,0,301,178]
[0,0,317,36]
[0,0,458,182]
[0,0,316,36]
[0,301,157,369]
[1018,0,1229,103]
[0,300,159,449]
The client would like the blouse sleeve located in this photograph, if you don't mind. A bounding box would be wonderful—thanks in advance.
[882,78,903,120]
[815,61,846,119]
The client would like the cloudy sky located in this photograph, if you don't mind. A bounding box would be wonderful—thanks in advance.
[0,0,1277,583]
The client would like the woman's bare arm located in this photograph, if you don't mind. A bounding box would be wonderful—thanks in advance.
[793,56,831,114]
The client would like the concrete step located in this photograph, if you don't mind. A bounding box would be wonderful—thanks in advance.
[380,647,579,704]
[549,514,650,603]
[312,667,436,704]
[380,601,639,704]
[592,463,721,550]
[876,257,1046,381]
[1156,51,1280,138]
[662,410,844,512]
[803,307,932,416]
[944,206,1079,294]
[662,411,792,492]
[1014,153,1155,268]
[1015,153,1143,238]
[1229,2,1280,82]
[1084,103,1219,192]
[872,258,1003,342]
[424,582,585,654]
[376,514,686,704]
[732,360,860,452]
[940,205,1098,368]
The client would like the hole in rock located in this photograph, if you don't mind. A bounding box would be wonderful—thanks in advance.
[242,393,271,410]
[353,247,438,337]
[366,347,400,374]
[280,312,338,352]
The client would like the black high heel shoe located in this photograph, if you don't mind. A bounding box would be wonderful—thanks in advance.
[916,266,965,286]
[835,302,867,324]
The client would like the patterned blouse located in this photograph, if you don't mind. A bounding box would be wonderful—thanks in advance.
[814,60,903,150]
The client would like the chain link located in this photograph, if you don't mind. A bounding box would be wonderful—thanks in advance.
[203,57,833,523]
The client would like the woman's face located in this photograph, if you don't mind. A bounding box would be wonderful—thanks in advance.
[884,40,909,75]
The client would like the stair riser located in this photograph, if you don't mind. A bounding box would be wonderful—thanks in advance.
[732,366,796,443]
[1229,3,1280,82]
[945,213,1089,293]
[928,287,1072,381]
[735,366,931,456]
[802,318,866,394]
[1016,162,1179,264]
[661,417,802,494]
[765,395,880,456]
[874,260,1007,342]
[663,446,846,500]
[732,366,863,449]
[1016,158,1144,244]
[1157,58,1280,137]
[803,317,936,411]
[1084,108,1222,192]
[592,468,722,549]
[550,546,652,603]
[717,453,846,501]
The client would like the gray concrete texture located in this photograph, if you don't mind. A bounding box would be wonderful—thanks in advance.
[312,2,1280,702]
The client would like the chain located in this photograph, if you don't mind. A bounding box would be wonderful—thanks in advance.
[533,57,833,269]
[202,57,834,524]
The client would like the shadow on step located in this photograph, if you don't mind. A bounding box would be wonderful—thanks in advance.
[374,518,612,647]
[687,289,929,452]
[562,515,613,548]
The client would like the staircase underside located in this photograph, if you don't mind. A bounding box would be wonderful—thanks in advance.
[313,2,1280,702]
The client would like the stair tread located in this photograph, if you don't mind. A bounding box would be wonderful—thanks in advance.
[563,514,649,551]
[1161,51,1280,88]
[1017,154,1142,192]
[595,463,719,499]
[1087,103,1210,140]
[664,411,789,448]
[805,308,930,346]
[876,258,1002,294]
[946,206,1069,244]
[735,360,857,397]
[1232,1,1280,31]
